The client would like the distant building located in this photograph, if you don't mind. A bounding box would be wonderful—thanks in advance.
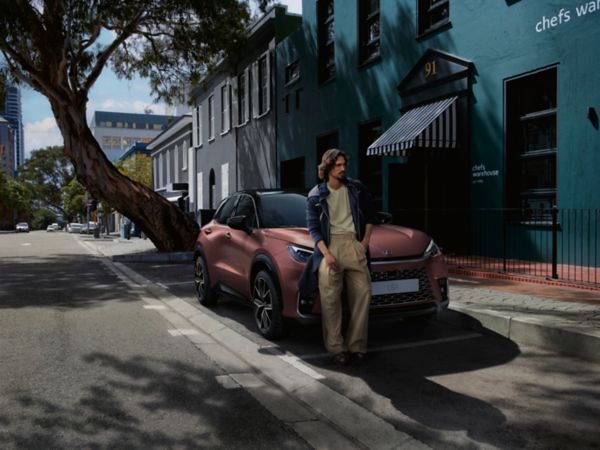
[0,84,24,173]
[0,116,15,180]
[90,111,174,161]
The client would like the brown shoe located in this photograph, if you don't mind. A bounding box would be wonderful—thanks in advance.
[331,352,349,366]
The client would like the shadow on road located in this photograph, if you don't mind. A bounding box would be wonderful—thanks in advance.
[0,353,308,449]
[0,255,137,309]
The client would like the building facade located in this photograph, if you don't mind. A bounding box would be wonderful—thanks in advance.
[276,0,600,261]
[0,84,24,173]
[149,114,193,209]
[0,116,15,180]
[90,111,174,162]
[188,5,301,217]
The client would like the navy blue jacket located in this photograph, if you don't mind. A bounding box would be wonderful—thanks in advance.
[298,177,375,301]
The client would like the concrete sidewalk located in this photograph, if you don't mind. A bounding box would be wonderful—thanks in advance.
[78,233,600,363]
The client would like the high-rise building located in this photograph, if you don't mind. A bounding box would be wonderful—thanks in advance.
[0,116,15,179]
[0,84,24,173]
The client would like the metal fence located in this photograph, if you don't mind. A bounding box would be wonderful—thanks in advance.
[395,207,600,287]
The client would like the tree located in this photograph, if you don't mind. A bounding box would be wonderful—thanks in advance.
[0,0,267,251]
[115,154,152,188]
[61,177,86,222]
[17,145,74,216]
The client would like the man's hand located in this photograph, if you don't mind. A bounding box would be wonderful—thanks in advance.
[324,251,340,271]
[360,239,369,251]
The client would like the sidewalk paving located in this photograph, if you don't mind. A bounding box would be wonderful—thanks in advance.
[78,234,600,363]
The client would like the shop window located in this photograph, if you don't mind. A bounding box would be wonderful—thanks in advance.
[417,0,450,37]
[318,0,336,84]
[506,66,557,221]
[358,0,380,65]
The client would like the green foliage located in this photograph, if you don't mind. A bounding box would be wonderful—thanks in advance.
[61,178,86,222]
[115,154,152,188]
[0,0,268,105]
[31,208,57,230]
[2,177,33,223]
[17,146,73,214]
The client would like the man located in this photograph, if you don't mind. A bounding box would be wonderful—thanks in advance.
[302,149,375,365]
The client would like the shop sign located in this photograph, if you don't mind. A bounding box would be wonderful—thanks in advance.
[535,1,600,33]
[472,164,499,184]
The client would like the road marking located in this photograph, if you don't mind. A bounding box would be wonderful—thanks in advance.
[20,243,31,246]
[143,305,167,310]
[278,355,326,380]
[168,328,200,336]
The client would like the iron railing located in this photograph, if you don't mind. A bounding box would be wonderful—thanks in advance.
[392,207,600,287]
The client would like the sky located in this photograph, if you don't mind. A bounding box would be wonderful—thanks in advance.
[21,0,302,159]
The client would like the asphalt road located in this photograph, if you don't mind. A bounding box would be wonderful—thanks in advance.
[1,231,600,449]
[0,231,309,449]
[125,261,600,450]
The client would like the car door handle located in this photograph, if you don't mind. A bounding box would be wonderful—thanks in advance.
[225,232,231,239]
[204,228,212,235]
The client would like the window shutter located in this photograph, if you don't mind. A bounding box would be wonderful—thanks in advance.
[266,52,271,113]
[252,61,259,119]
[192,106,198,147]
[244,67,250,123]
[231,76,239,127]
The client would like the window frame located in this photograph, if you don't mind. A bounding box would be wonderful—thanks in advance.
[317,0,336,84]
[358,0,381,66]
[208,95,215,141]
[417,0,450,38]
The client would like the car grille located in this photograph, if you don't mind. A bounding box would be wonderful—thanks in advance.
[370,268,432,306]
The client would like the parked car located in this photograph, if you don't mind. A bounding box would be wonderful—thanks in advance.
[46,223,60,232]
[15,222,30,233]
[67,223,82,233]
[193,190,449,339]
[80,221,98,234]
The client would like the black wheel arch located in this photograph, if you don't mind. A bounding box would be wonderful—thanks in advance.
[251,254,282,299]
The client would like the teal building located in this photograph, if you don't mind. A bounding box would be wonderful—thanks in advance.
[276,0,600,277]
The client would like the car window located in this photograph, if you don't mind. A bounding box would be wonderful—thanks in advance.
[213,196,238,224]
[233,195,258,228]
[260,193,307,228]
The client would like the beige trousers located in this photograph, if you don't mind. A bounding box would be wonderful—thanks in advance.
[318,233,371,355]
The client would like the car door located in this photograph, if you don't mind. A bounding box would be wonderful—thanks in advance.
[200,195,239,283]
[225,194,260,297]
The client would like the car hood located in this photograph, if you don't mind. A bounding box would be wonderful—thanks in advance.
[264,225,432,258]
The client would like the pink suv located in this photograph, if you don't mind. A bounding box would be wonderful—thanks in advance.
[194,190,449,339]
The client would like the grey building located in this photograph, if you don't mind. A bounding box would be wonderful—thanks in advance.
[189,5,301,213]
[0,84,24,173]
[149,114,193,207]
[90,111,174,161]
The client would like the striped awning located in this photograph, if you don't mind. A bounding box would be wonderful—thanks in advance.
[367,96,458,156]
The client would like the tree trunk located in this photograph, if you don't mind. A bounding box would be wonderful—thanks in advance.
[51,100,198,252]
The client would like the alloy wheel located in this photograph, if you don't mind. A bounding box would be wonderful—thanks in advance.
[253,276,273,333]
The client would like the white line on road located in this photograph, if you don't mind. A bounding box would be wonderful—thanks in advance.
[168,328,200,336]
[143,305,167,310]
[449,277,481,284]
[156,281,195,287]
[278,355,326,380]
[20,243,31,246]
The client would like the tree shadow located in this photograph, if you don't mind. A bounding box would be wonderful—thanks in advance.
[0,353,308,449]
[0,254,138,310]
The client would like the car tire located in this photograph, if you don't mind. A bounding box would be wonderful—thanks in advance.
[194,255,218,306]
[252,270,285,340]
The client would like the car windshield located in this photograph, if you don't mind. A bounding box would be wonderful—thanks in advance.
[259,193,307,228]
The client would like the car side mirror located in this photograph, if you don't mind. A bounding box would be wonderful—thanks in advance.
[227,215,252,234]
[376,211,393,225]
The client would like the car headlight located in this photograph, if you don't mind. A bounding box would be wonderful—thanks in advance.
[287,244,313,263]
[424,239,441,257]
